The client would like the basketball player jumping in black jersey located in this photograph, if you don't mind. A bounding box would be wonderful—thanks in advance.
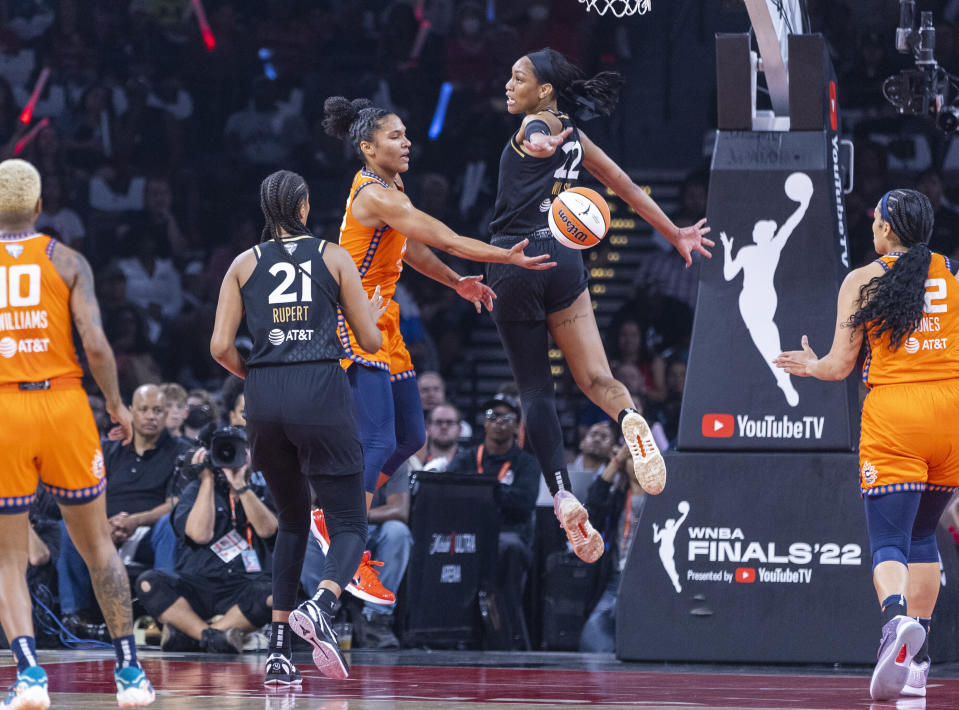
[487,48,713,563]
[211,170,385,685]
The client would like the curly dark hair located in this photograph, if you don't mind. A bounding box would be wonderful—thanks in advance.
[322,96,391,160]
[846,189,934,350]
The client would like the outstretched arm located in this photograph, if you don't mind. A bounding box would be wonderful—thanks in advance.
[403,239,494,313]
[652,524,662,542]
[580,129,713,266]
[356,187,555,270]
[773,263,883,381]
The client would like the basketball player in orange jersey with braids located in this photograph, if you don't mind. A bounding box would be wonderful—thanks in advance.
[0,159,154,708]
[776,190,959,701]
[311,96,554,606]
[488,48,712,564]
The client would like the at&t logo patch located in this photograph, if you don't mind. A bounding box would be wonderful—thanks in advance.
[0,336,15,358]
[904,337,920,354]
[268,329,285,346]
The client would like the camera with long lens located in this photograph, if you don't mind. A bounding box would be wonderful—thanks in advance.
[175,424,249,489]
[203,425,248,469]
[883,1,959,132]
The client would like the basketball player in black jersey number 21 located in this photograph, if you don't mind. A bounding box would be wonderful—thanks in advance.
[211,171,386,686]
[487,48,713,563]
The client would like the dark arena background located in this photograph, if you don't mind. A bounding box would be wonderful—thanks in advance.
[2,0,959,708]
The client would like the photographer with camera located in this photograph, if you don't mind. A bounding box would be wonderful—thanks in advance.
[136,426,278,654]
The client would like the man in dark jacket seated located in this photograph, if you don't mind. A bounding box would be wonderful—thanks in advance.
[136,434,278,653]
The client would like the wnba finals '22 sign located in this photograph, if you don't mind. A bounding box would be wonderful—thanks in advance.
[678,131,858,451]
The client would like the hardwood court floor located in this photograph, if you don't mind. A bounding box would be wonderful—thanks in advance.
[5,649,959,709]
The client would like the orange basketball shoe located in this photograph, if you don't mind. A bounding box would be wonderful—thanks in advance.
[621,411,666,495]
[553,490,603,563]
[310,509,395,606]
[349,551,395,606]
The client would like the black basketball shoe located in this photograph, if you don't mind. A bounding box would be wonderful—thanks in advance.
[288,599,349,679]
[263,652,302,687]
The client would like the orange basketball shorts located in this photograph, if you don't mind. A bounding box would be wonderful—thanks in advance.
[0,385,105,513]
[859,378,959,496]
[338,300,415,380]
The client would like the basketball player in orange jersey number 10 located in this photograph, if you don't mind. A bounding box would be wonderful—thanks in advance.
[775,190,959,701]
[0,159,155,708]
[308,96,556,604]
[487,48,713,563]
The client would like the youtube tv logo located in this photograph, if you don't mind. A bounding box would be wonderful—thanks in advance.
[702,413,734,438]
[735,567,756,583]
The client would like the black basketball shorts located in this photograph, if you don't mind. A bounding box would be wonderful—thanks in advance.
[487,229,589,323]
[245,362,363,478]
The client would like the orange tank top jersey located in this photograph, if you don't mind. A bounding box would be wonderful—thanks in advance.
[336,169,415,378]
[862,252,959,387]
[0,233,82,385]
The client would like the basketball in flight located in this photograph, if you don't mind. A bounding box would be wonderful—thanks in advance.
[547,186,611,250]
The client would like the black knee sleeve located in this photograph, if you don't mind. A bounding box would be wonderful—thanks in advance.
[136,570,180,619]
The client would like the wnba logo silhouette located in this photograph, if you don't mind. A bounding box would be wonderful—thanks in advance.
[719,172,813,407]
[653,501,689,593]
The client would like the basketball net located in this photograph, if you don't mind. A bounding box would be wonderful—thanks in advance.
[578,0,651,17]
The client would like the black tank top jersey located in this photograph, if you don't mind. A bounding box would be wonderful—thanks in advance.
[241,236,345,367]
[490,111,582,236]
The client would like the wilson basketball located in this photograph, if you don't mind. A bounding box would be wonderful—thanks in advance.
[547,187,611,250]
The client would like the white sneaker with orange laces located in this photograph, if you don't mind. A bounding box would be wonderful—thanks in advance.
[621,411,666,495]
[553,490,603,563]
[310,510,395,606]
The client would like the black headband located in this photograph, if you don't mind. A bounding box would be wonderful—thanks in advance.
[526,50,557,87]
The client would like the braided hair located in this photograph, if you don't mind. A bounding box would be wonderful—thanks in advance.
[259,169,326,289]
[846,189,935,350]
[259,169,311,242]
[322,96,390,160]
[525,48,624,121]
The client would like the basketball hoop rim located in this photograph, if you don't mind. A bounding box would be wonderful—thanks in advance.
[578,0,652,18]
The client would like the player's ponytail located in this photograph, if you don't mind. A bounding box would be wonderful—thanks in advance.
[526,48,623,121]
[846,189,935,350]
[322,96,390,159]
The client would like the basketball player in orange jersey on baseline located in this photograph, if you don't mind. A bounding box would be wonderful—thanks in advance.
[306,97,555,606]
[776,189,959,701]
[0,159,154,709]
[486,48,712,563]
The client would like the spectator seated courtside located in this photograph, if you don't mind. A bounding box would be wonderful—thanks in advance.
[136,430,277,654]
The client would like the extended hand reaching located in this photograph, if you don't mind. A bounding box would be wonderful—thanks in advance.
[505,238,556,270]
[523,126,573,156]
[673,218,714,267]
[773,335,819,377]
[454,275,496,313]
